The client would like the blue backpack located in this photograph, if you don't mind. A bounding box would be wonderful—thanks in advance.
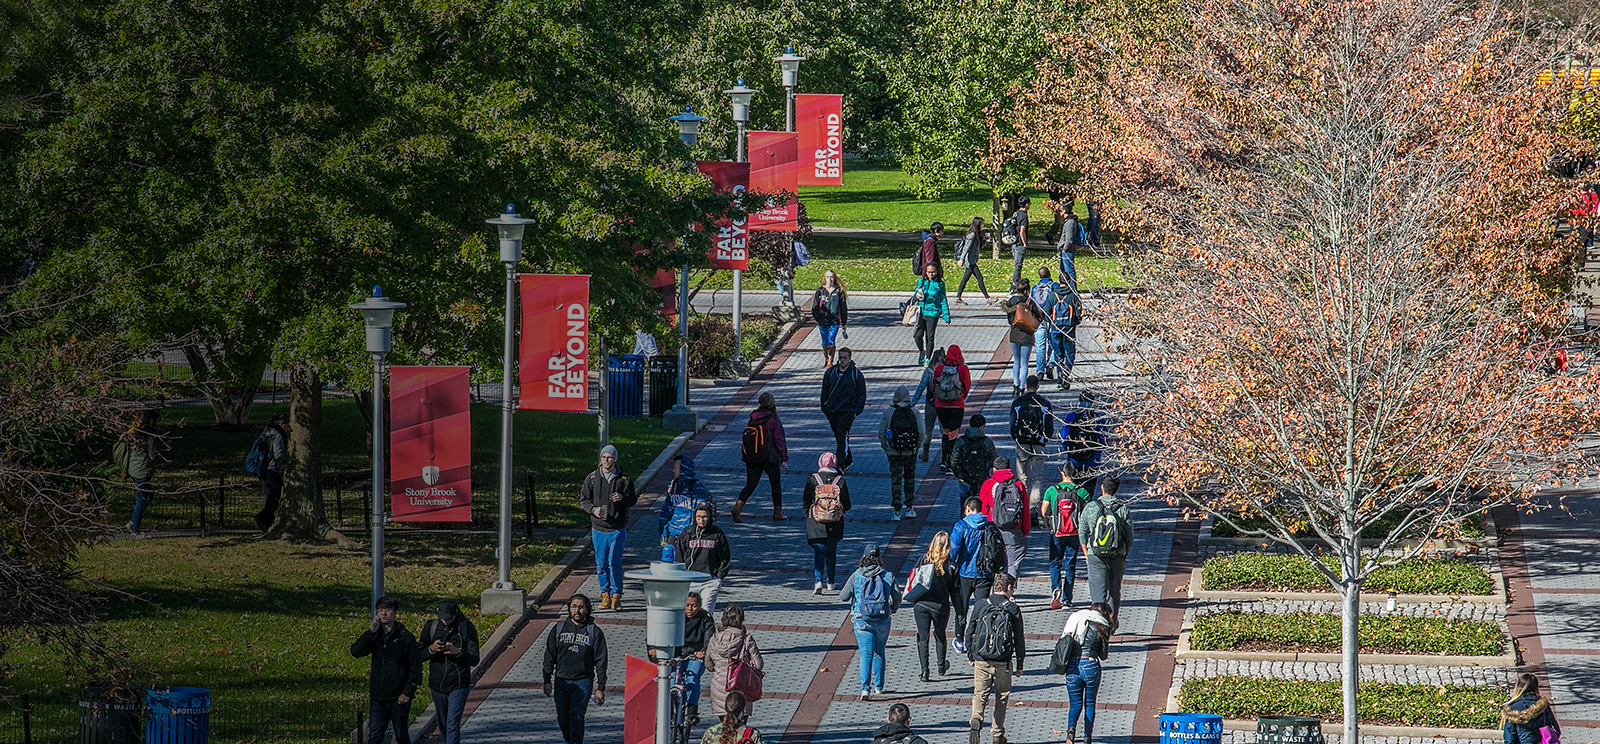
[855,572,892,620]
[244,432,271,476]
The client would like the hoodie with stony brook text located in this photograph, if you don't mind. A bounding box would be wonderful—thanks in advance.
[543,616,608,687]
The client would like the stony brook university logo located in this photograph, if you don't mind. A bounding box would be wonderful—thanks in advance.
[422,466,441,486]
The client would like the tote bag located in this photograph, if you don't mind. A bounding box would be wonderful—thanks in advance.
[726,632,764,701]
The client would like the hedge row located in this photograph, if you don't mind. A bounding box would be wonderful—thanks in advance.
[1189,611,1505,656]
[1210,511,1486,540]
[1201,553,1495,595]
[1180,675,1501,729]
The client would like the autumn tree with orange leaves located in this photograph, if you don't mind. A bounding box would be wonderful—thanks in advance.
[1009,0,1599,736]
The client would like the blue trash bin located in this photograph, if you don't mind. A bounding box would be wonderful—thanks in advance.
[608,354,645,418]
[147,687,210,744]
[1160,713,1223,744]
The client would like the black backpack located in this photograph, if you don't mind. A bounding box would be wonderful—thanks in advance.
[1013,397,1048,446]
[975,522,1007,576]
[969,598,1017,662]
[888,406,920,450]
[741,419,773,464]
[957,437,991,484]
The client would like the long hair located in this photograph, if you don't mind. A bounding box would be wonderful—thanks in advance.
[969,217,984,234]
[930,348,946,368]
[718,691,750,744]
[720,603,745,630]
[1509,672,1540,703]
[858,549,883,570]
[924,531,952,575]
[824,269,847,298]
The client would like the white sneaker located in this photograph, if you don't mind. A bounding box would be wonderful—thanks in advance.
[904,507,917,519]
[814,582,824,595]
[860,689,870,701]
[872,687,885,697]
[828,583,838,592]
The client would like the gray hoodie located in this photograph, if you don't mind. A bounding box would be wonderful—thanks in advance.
[878,386,929,454]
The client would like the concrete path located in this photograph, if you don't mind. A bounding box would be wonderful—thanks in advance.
[443,293,1196,744]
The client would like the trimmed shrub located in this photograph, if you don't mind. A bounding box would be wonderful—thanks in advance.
[1179,676,1502,729]
[1189,611,1504,656]
[1201,554,1495,595]
[687,314,783,378]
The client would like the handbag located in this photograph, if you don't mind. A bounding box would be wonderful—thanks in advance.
[904,563,933,603]
[1047,633,1081,675]
[1539,725,1561,744]
[901,299,920,326]
[726,632,764,701]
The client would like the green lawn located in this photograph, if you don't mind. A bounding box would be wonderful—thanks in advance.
[6,534,567,743]
[803,160,1050,233]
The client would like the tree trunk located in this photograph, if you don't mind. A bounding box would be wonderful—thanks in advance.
[991,186,1007,261]
[1341,566,1363,743]
[183,344,267,425]
[265,364,346,543]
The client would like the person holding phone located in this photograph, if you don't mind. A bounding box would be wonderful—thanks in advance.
[350,596,423,744]
[420,600,480,744]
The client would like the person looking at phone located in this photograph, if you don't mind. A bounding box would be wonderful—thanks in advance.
[421,600,480,744]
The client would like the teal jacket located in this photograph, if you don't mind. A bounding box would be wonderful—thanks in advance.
[915,278,951,322]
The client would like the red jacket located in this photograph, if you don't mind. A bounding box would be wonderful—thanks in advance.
[980,467,1030,537]
[931,345,972,409]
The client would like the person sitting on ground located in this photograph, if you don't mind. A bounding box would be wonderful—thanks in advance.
[871,703,930,744]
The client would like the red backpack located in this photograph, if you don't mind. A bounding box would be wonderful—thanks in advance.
[1049,486,1087,537]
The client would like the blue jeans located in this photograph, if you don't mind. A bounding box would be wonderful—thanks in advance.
[811,539,838,584]
[1048,534,1082,602]
[1051,328,1077,378]
[1034,327,1052,374]
[682,658,705,706]
[1060,252,1078,285]
[431,688,469,744]
[591,528,626,595]
[1010,343,1032,387]
[820,324,840,347]
[1066,657,1103,736]
[853,617,891,691]
[366,698,413,744]
[553,677,593,744]
[129,477,154,533]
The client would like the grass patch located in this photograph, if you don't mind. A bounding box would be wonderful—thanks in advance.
[1190,611,1505,656]
[1200,554,1495,596]
[1210,510,1486,540]
[9,533,568,743]
[803,160,1043,232]
[1179,676,1502,729]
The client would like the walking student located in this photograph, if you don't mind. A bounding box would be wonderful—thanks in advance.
[907,531,960,681]
[543,594,608,744]
[1003,196,1031,285]
[1001,280,1044,392]
[660,455,713,541]
[732,392,788,522]
[954,218,992,304]
[1030,268,1058,380]
[1058,603,1113,744]
[1010,375,1055,506]
[1047,276,1081,388]
[871,704,930,744]
[931,346,972,471]
[950,497,1000,651]
[821,347,867,470]
[915,222,945,279]
[705,604,764,718]
[953,415,998,500]
[1503,673,1563,744]
[420,600,480,744]
[980,457,1031,579]
[1081,475,1132,622]
[350,596,422,744]
[1056,200,1082,285]
[879,385,928,521]
[251,411,287,532]
[580,445,638,611]
[912,263,952,366]
[841,544,903,699]
[701,691,763,744]
[671,504,732,613]
[965,572,1026,744]
[804,452,852,593]
[1041,462,1091,609]
[812,270,849,368]
[649,591,714,725]
[913,348,946,462]
[119,409,161,536]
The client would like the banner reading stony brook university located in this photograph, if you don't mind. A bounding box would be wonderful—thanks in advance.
[389,366,472,522]
[796,94,844,186]
[695,161,751,269]
[519,274,591,412]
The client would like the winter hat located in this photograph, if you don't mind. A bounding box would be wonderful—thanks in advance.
[818,452,838,471]
[601,445,619,459]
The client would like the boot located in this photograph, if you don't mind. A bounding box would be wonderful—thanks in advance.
[823,346,835,367]
[730,501,745,523]
[687,705,699,726]
[599,592,613,610]
[970,719,982,744]
[610,593,623,611]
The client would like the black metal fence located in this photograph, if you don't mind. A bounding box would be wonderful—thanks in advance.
[0,693,364,744]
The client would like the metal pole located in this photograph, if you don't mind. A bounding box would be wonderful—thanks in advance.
[732,122,746,368]
[785,85,795,133]
[598,336,610,467]
[679,266,690,408]
[496,263,517,591]
[656,660,672,744]
[370,353,385,609]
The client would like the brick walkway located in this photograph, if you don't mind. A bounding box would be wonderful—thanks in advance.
[450,292,1189,744]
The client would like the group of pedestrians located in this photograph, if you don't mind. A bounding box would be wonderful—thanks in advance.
[350,597,480,744]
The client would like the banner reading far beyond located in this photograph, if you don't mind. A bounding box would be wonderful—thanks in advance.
[390,366,472,522]
[695,161,751,269]
[519,274,591,412]
[796,94,844,186]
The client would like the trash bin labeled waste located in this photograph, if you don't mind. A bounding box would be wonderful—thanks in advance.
[649,355,680,418]
[608,354,644,418]
[1257,716,1323,744]
[147,687,210,744]
[1159,713,1223,744]
[79,685,143,744]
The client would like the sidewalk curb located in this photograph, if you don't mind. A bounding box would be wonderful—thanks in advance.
[406,427,697,742]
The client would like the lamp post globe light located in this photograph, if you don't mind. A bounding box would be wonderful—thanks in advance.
[624,561,711,744]
[723,80,757,376]
[350,287,406,611]
[669,104,707,146]
[482,204,535,615]
[775,46,805,132]
[663,107,705,433]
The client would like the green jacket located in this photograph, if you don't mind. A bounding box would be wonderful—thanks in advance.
[915,278,951,322]
[123,435,157,480]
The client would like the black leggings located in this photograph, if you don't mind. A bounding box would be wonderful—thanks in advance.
[737,461,782,508]
[913,314,939,358]
[915,602,950,672]
[957,264,988,297]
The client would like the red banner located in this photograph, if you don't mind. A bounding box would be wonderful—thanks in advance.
[749,193,798,232]
[389,366,472,523]
[623,654,656,744]
[796,94,844,186]
[747,131,800,194]
[695,161,750,269]
[518,274,591,412]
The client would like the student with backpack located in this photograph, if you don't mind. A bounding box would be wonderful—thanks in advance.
[1030,268,1058,379]
[660,455,714,541]
[1080,475,1133,621]
[980,457,1031,579]
[1047,280,1082,389]
[839,544,903,700]
[1053,602,1113,744]
[911,263,952,367]
[732,393,788,523]
[803,452,852,594]
[118,409,162,537]
[931,347,972,471]
[953,414,998,500]
[907,531,960,681]
[420,600,480,744]
[878,385,929,521]
[965,572,1025,744]
[1060,391,1103,493]
[1040,462,1092,609]
[1003,195,1032,285]
[249,412,288,533]
[811,270,849,369]
[954,218,993,305]
[912,348,946,463]
[914,222,945,280]
[1010,375,1055,507]
[1001,280,1044,393]
[821,348,868,471]
[950,497,1005,652]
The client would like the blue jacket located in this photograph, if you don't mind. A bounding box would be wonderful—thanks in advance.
[1503,694,1559,744]
[951,513,991,579]
[658,457,712,539]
